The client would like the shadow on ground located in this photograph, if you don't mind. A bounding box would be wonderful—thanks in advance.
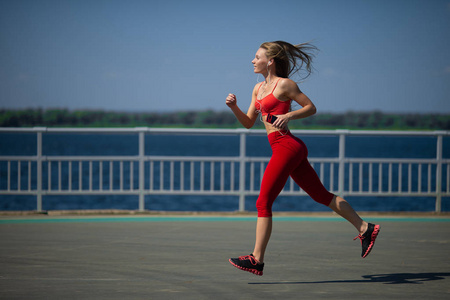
[249,272,450,285]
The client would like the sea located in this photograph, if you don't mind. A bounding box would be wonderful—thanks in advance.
[0,131,449,212]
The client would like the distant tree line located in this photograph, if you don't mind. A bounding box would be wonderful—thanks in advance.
[1,109,449,130]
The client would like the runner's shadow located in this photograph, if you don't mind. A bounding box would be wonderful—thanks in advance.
[249,272,450,285]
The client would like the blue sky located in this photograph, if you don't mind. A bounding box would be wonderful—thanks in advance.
[1,0,449,113]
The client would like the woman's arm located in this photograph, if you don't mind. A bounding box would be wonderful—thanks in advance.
[226,84,259,129]
[271,79,316,129]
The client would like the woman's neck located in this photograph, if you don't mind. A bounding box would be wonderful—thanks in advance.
[264,75,278,85]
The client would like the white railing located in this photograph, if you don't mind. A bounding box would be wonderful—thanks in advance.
[0,127,449,212]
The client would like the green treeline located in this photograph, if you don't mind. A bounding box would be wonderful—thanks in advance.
[1,109,449,130]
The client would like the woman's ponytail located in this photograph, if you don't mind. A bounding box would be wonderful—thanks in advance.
[260,41,318,80]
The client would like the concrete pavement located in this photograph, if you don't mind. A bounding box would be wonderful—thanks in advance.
[1,213,449,299]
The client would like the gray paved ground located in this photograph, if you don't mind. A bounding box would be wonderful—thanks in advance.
[0,214,449,299]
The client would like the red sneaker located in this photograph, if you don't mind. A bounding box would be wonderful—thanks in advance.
[354,223,380,258]
[229,254,264,276]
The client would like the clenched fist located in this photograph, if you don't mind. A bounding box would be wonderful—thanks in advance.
[226,93,237,108]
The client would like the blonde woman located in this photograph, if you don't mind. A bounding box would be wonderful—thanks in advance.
[226,41,380,276]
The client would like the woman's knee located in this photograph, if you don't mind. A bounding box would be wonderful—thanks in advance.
[256,197,273,217]
[311,190,334,206]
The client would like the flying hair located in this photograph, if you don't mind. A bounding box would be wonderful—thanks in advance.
[259,41,318,80]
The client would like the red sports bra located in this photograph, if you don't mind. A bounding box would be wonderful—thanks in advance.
[255,79,291,116]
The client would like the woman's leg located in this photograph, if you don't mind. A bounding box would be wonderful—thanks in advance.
[252,217,272,263]
[252,135,304,262]
[252,156,291,263]
[328,195,368,235]
[290,158,380,258]
[229,133,305,274]
[290,159,367,234]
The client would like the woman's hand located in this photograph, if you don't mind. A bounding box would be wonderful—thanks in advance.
[272,114,290,130]
[226,93,237,108]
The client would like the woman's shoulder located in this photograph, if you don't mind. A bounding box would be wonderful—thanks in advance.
[277,78,302,99]
[278,77,297,89]
[254,81,264,88]
[252,82,264,93]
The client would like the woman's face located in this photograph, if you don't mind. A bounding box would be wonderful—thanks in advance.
[252,48,269,74]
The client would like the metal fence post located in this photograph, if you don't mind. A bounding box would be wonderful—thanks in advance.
[137,128,146,211]
[435,132,443,213]
[35,127,45,212]
[238,130,247,212]
[337,130,348,197]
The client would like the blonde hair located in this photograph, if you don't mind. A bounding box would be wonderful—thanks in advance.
[260,41,318,79]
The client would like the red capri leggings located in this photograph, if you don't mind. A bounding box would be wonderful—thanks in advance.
[256,131,334,217]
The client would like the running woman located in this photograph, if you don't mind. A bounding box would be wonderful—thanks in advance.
[226,41,380,276]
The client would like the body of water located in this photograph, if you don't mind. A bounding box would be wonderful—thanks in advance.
[0,132,449,212]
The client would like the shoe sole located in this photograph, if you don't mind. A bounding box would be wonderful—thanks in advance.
[229,259,263,276]
[362,225,380,258]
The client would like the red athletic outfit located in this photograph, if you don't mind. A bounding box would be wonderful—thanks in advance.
[255,80,334,217]
[255,80,290,116]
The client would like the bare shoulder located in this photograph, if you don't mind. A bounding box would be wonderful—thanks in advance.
[278,78,302,100]
[253,82,263,90]
[252,82,263,96]
[278,78,300,91]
